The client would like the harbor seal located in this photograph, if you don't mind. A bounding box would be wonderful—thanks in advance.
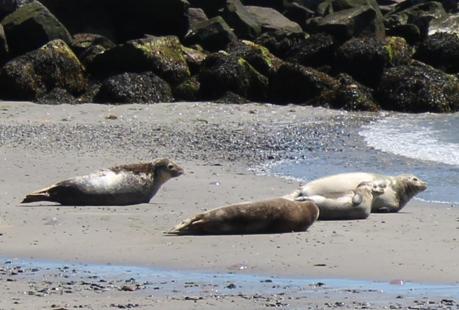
[167,197,319,235]
[21,158,183,206]
[285,172,427,213]
[300,181,385,220]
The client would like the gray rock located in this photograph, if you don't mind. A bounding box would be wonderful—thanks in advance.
[1,0,72,57]
[222,0,262,39]
[188,7,208,30]
[307,5,385,42]
[385,1,446,43]
[245,6,303,33]
[185,16,238,52]
[428,13,459,36]
[0,23,7,60]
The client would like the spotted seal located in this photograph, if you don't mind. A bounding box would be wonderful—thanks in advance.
[21,158,183,206]
[285,172,427,213]
[299,181,385,220]
[167,197,319,235]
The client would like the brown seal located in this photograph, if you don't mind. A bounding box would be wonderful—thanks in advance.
[21,158,183,206]
[167,197,319,235]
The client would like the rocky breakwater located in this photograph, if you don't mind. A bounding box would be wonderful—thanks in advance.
[0,0,458,112]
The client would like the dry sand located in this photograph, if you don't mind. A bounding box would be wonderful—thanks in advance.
[0,101,458,309]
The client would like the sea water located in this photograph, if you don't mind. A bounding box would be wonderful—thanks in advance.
[267,112,459,204]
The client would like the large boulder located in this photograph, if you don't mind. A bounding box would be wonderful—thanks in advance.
[0,39,87,101]
[222,0,262,39]
[71,33,115,68]
[240,0,285,11]
[188,0,226,17]
[269,62,339,103]
[94,72,173,104]
[309,73,380,111]
[230,40,283,77]
[185,16,238,52]
[188,7,208,29]
[306,5,385,42]
[385,1,446,43]
[198,51,269,101]
[376,62,459,112]
[414,32,459,73]
[173,76,201,101]
[0,24,7,61]
[245,6,303,33]
[1,1,72,57]
[39,0,190,42]
[90,36,190,86]
[334,36,413,87]
[285,32,336,69]
[282,1,316,30]
[255,30,308,59]
[334,36,389,87]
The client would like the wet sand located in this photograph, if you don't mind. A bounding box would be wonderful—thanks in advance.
[0,101,458,308]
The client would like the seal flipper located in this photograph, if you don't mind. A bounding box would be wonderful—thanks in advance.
[21,185,57,203]
[166,215,206,235]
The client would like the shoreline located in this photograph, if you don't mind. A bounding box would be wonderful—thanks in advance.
[1,101,459,308]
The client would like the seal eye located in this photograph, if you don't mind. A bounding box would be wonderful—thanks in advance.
[412,177,418,181]
[167,163,175,170]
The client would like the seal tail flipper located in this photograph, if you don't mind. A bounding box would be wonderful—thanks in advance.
[21,186,56,203]
[166,216,205,235]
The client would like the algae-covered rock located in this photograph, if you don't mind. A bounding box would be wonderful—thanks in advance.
[91,35,190,86]
[0,39,87,101]
[376,62,459,112]
[255,30,308,59]
[173,76,201,101]
[181,46,207,75]
[1,1,72,57]
[383,36,413,66]
[310,73,380,111]
[95,72,173,104]
[199,51,269,101]
[71,33,115,68]
[230,40,283,77]
[269,62,339,103]
[335,36,389,87]
[285,33,336,68]
[185,16,238,52]
[414,32,459,73]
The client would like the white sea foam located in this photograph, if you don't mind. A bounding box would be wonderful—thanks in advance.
[359,114,459,167]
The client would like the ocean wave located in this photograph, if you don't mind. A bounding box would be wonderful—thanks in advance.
[359,114,459,166]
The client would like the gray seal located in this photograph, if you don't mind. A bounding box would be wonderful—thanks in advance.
[21,158,183,206]
[299,181,385,220]
[285,172,427,213]
[167,197,320,235]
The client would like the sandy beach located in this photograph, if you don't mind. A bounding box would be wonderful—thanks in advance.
[1,101,458,309]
